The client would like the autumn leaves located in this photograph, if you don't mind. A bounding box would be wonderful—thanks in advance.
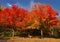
[0,3,58,30]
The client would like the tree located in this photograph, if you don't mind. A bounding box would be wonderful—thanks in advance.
[30,3,58,37]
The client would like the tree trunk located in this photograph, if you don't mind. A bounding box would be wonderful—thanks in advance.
[51,30,53,36]
[41,29,43,38]
[12,29,14,40]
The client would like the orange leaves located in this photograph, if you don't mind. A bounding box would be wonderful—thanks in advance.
[0,3,59,30]
[48,19,58,25]
[45,4,58,16]
[45,4,52,11]
[0,6,5,12]
[31,3,58,27]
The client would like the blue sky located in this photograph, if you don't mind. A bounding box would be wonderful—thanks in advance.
[0,0,60,17]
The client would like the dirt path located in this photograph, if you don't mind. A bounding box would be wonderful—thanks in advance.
[0,37,60,42]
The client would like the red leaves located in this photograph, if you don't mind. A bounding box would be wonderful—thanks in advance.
[31,3,58,26]
[48,19,58,25]
[0,4,59,30]
[12,5,18,11]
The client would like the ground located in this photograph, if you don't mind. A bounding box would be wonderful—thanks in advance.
[0,37,60,42]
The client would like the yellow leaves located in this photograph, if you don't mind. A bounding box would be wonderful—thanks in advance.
[26,19,40,29]
[0,6,5,11]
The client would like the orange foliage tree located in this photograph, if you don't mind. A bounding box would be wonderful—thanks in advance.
[30,3,58,29]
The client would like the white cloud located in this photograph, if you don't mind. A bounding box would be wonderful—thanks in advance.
[7,3,12,7]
